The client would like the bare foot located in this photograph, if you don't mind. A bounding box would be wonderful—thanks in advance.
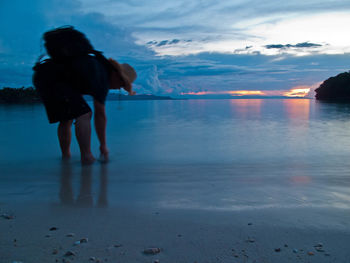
[99,153,109,163]
[81,153,96,165]
[99,146,109,163]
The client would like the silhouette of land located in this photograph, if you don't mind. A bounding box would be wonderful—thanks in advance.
[0,87,41,103]
[315,71,350,100]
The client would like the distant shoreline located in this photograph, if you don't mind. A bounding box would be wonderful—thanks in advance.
[0,87,314,104]
[0,87,178,104]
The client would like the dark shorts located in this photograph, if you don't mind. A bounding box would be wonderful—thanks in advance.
[33,56,109,123]
[70,55,110,104]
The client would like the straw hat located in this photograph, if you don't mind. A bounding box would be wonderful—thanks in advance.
[108,58,137,94]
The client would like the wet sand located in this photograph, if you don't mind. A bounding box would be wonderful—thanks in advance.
[1,202,350,263]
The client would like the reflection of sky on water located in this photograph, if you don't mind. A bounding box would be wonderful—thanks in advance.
[1,99,350,211]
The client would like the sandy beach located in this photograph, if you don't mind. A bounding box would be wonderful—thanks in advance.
[1,201,350,263]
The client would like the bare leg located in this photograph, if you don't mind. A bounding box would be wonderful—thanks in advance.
[93,99,109,162]
[75,111,95,165]
[58,120,73,159]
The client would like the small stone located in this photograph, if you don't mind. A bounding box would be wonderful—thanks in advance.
[284,244,288,247]
[274,248,281,252]
[308,251,314,256]
[80,238,88,243]
[113,244,122,248]
[177,234,182,237]
[247,238,255,243]
[143,247,161,255]
[1,214,15,220]
[293,249,298,253]
[248,223,253,226]
[52,248,59,255]
[74,241,81,245]
[66,233,75,237]
[89,257,96,261]
[49,227,58,231]
[234,254,239,258]
[64,251,76,257]
[154,260,160,263]
[315,247,325,252]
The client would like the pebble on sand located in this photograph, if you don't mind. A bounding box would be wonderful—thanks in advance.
[1,214,15,219]
[66,233,75,237]
[49,227,58,231]
[64,251,76,257]
[113,244,122,248]
[143,248,161,255]
[247,238,255,243]
[314,243,325,252]
[274,248,281,252]
[74,238,88,245]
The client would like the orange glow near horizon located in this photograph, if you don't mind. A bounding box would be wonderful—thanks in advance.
[181,90,266,96]
[181,86,313,98]
[283,88,311,98]
[228,90,265,96]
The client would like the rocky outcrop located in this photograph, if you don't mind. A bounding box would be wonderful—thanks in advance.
[315,71,350,100]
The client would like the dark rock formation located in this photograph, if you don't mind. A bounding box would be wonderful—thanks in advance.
[315,71,350,100]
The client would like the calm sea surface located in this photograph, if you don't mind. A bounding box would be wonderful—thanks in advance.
[1,99,350,210]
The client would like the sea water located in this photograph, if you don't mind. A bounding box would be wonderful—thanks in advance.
[1,99,350,210]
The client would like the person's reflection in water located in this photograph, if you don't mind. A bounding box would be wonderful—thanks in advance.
[59,161,108,207]
[59,160,74,205]
[97,163,108,207]
[76,165,93,206]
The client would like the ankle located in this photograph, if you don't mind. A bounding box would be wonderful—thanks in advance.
[62,152,71,159]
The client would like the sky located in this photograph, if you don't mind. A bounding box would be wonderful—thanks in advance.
[1,0,350,97]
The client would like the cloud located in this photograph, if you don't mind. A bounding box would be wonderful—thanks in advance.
[80,0,350,57]
[265,42,322,49]
[147,39,182,47]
